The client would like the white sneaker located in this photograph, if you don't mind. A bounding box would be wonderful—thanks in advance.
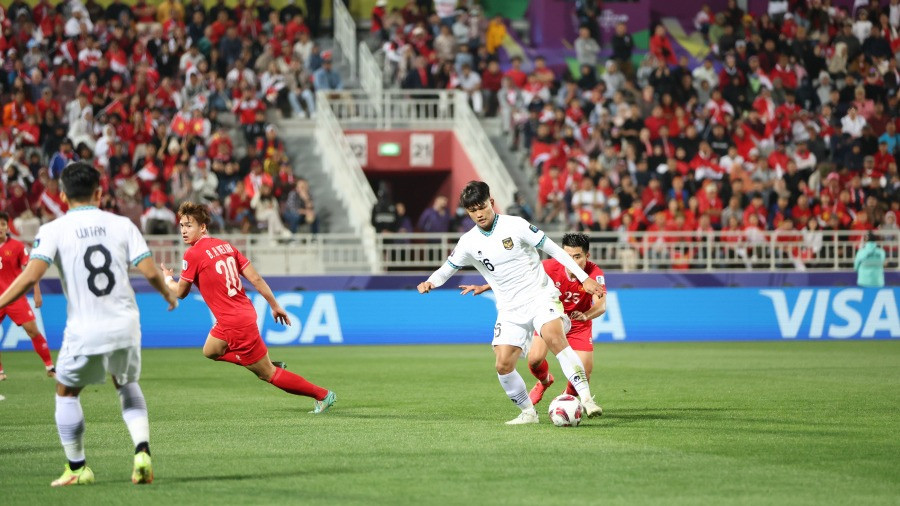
[505,409,539,425]
[581,396,603,418]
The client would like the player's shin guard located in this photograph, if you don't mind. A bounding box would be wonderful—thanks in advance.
[528,359,551,383]
[555,347,593,401]
[268,367,329,400]
[30,333,53,367]
[118,383,150,450]
[498,371,534,411]
[55,395,86,464]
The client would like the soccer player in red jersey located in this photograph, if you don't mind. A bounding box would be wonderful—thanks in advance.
[161,202,335,413]
[0,211,55,380]
[461,232,606,405]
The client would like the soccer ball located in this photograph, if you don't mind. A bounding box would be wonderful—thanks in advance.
[547,394,583,427]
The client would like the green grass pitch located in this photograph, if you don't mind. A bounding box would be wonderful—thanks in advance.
[0,341,898,505]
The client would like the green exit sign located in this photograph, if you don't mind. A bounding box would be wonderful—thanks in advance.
[378,142,401,156]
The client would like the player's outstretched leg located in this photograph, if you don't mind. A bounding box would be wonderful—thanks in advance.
[247,357,335,412]
[495,345,538,425]
[540,320,602,418]
[527,335,554,405]
[117,382,153,484]
[53,393,94,486]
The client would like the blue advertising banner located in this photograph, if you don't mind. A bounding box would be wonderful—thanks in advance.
[0,288,896,351]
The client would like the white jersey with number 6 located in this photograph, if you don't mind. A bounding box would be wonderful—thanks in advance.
[443,215,559,312]
[30,206,151,355]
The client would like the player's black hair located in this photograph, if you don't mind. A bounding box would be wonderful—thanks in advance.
[60,161,100,202]
[460,181,491,209]
[0,211,8,222]
[562,232,590,253]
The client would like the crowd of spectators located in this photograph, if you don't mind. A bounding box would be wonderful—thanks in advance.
[367,0,899,268]
[0,0,327,238]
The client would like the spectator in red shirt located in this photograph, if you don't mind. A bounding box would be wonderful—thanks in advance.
[504,56,527,88]
[536,164,567,223]
[649,24,677,65]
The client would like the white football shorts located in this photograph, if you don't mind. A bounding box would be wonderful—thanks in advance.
[56,345,142,387]
[491,293,571,351]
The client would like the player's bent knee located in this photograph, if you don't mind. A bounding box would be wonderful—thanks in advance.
[495,362,515,375]
[202,349,219,360]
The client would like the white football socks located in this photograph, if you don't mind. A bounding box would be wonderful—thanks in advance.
[118,382,150,447]
[498,371,534,412]
[555,346,593,400]
[55,395,85,463]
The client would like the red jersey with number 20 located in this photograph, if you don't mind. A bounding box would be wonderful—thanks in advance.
[0,237,29,290]
[542,259,605,337]
[180,236,258,328]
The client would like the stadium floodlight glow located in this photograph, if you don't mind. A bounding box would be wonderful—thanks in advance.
[378,142,401,156]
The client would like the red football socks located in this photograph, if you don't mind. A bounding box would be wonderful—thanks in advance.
[268,367,328,400]
[30,334,53,367]
[529,359,551,384]
[215,351,242,365]
[565,382,578,396]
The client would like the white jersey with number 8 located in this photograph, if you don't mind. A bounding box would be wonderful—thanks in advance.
[30,206,151,355]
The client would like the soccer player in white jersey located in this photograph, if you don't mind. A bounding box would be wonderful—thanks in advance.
[417,181,604,424]
[0,162,178,487]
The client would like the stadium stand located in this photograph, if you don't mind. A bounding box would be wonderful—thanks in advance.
[0,0,896,273]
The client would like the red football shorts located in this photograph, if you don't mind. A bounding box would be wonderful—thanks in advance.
[209,322,269,365]
[0,298,36,326]
[566,327,594,352]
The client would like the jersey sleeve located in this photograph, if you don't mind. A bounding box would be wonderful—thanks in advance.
[511,216,546,248]
[446,239,472,269]
[127,221,152,267]
[234,245,251,272]
[180,248,199,283]
[29,224,58,265]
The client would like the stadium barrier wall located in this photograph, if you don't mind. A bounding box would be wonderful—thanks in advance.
[2,288,896,351]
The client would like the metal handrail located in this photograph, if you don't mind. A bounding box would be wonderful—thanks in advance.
[315,91,379,271]
[332,0,357,82]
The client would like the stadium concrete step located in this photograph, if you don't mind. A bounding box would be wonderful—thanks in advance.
[279,121,355,234]
[483,117,537,210]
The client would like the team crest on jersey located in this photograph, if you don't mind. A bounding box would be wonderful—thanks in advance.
[502,237,513,250]
[529,225,539,233]
[32,239,40,248]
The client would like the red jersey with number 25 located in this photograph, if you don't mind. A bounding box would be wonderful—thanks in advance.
[542,259,605,336]
[0,237,30,291]
[181,236,258,328]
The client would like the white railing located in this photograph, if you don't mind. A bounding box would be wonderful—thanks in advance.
[358,41,383,101]
[374,229,900,273]
[32,229,886,277]
[325,89,455,129]
[332,0,357,82]
[451,91,516,212]
[315,91,380,271]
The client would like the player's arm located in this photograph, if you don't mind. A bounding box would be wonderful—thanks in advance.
[420,243,469,293]
[0,260,49,309]
[241,261,291,326]
[538,237,602,295]
[136,257,178,310]
[571,292,606,321]
[159,263,192,299]
[419,261,459,293]
[32,279,42,308]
